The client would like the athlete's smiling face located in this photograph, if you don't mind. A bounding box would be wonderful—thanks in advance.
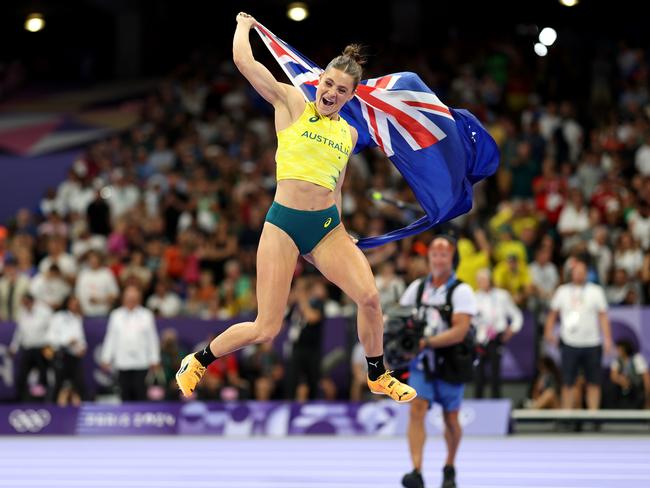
[316,68,355,117]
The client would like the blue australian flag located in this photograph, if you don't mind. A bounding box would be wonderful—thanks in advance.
[254,23,500,248]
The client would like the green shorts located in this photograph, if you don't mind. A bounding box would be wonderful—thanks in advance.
[265,201,340,255]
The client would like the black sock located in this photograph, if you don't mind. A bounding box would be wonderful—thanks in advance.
[194,345,217,367]
[366,355,386,380]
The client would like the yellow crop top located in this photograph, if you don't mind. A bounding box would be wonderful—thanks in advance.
[276,102,352,191]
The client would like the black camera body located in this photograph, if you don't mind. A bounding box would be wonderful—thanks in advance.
[382,305,427,370]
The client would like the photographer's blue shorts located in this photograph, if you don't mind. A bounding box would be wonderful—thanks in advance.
[409,362,464,412]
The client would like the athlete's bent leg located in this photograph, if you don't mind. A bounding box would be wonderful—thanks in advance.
[177,223,298,397]
[310,225,416,403]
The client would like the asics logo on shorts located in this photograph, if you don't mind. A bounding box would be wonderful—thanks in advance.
[323,217,332,228]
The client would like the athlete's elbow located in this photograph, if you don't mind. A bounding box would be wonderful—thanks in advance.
[232,50,253,71]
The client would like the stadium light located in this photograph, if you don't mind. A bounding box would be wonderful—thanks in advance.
[559,0,579,6]
[534,43,548,57]
[24,13,45,33]
[287,2,309,22]
[539,27,557,47]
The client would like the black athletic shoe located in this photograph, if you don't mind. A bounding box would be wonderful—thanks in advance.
[402,469,425,488]
[441,465,456,488]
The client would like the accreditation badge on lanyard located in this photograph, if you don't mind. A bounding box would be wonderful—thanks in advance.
[565,286,585,335]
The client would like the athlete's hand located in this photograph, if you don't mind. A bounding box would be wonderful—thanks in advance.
[236,12,257,28]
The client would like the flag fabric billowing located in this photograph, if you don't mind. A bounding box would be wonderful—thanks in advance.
[254,23,500,249]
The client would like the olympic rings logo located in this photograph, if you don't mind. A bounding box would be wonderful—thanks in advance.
[8,409,51,433]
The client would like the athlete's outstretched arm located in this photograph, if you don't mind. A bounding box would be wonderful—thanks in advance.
[233,12,289,108]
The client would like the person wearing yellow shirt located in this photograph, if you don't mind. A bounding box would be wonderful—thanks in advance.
[175,12,415,404]
[492,254,533,306]
[456,229,491,290]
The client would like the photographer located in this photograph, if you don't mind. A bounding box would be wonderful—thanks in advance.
[399,236,477,488]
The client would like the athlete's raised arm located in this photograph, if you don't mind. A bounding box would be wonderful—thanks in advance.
[233,12,292,109]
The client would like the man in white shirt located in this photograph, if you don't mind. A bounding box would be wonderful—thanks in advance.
[529,246,559,303]
[9,294,53,401]
[474,268,523,399]
[399,236,477,488]
[75,251,119,316]
[29,264,71,310]
[544,258,612,410]
[38,236,78,282]
[557,189,590,254]
[100,285,161,402]
[145,280,183,318]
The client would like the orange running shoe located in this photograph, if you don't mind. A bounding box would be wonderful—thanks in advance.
[367,371,417,403]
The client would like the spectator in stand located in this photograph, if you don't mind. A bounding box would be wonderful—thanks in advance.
[146,279,183,318]
[86,189,112,236]
[558,188,590,255]
[628,202,650,251]
[159,328,188,400]
[37,211,69,239]
[588,226,613,285]
[606,268,641,305]
[492,253,532,307]
[29,264,71,310]
[529,246,559,306]
[119,249,153,290]
[613,231,644,281]
[634,131,650,176]
[375,261,405,310]
[533,158,567,226]
[76,251,119,316]
[38,236,77,283]
[610,340,650,409]
[241,342,284,401]
[456,229,491,290]
[0,256,30,321]
[525,356,562,409]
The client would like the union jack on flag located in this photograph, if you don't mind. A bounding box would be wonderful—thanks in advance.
[254,23,499,248]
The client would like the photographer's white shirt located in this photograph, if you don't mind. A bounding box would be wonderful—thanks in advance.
[400,275,477,335]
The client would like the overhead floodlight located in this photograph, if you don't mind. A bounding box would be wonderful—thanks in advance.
[287,2,309,22]
[559,0,579,6]
[25,13,45,33]
[534,43,548,57]
[539,27,557,46]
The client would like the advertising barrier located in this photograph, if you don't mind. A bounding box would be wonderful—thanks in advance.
[0,399,511,436]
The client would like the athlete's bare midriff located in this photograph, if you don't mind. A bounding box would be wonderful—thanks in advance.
[274,179,336,211]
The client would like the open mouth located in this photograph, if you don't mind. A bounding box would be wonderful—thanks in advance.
[321,97,335,107]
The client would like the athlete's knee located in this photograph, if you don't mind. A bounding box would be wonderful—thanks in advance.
[356,288,381,311]
[252,318,282,343]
